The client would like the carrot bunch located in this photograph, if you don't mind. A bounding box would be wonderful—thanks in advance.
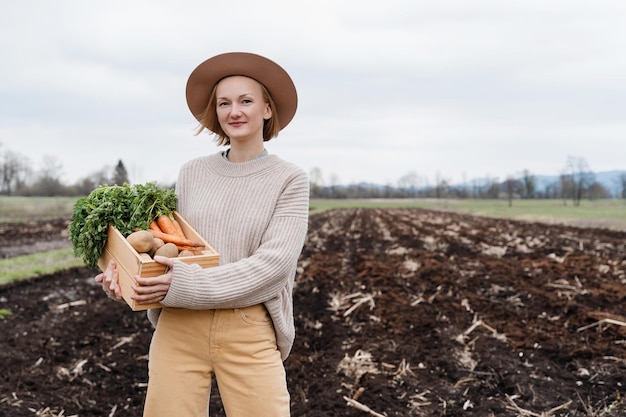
[149,215,204,251]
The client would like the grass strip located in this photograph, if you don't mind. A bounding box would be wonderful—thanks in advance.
[0,248,85,285]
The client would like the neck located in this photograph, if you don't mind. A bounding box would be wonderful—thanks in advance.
[226,141,265,163]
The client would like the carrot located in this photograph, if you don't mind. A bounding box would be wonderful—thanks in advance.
[149,229,204,248]
[171,218,186,239]
[149,221,162,232]
[157,215,182,238]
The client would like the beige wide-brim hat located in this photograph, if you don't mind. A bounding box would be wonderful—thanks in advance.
[186,52,298,131]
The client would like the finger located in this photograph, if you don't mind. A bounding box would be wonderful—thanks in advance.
[114,282,123,299]
[109,277,117,294]
[134,275,170,287]
[104,276,115,294]
[99,266,118,296]
[132,283,170,296]
[109,270,123,299]
[153,255,174,268]
[136,295,166,304]
[104,261,116,282]
[133,289,168,304]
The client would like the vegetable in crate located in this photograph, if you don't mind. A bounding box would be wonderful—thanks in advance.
[69,182,177,268]
[126,230,155,253]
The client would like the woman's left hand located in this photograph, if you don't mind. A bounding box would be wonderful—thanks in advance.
[131,255,174,305]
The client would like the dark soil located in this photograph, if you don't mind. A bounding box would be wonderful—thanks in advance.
[0,219,71,258]
[1,208,626,416]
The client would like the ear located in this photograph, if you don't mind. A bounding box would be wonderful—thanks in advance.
[263,103,272,120]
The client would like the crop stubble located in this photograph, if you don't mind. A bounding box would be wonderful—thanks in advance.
[1,208,625,416]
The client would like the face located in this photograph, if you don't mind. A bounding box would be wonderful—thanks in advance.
[215,75,272,143]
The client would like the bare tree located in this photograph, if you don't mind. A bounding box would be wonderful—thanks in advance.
[559,173,573,206]
[397,171,420,198]
[473,175,499,198]
[31,155,65,196]
[588,181,610,200]
[504,176,523,206]
[329,173,341,198]
[520,169,536,198]
[434,172,450,199]
[309,167,324,198]
[485,181,500,199]
[563,156,594,206]
[470,178,482,198]
[0,149,30,195]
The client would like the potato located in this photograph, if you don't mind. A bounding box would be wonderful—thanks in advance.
[178,249,194,257]
[149,237,165,256]
[127,230,154,253]
[154,242,179,258]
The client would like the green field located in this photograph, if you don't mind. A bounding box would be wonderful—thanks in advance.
[0,196,77,222]
[0,195,624,228]
[1,196,624,284]
[310,198,626,230]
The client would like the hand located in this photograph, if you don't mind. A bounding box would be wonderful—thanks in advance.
[131,255,174,305]
[95,260,123,301]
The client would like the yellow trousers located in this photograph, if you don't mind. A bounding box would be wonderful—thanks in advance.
[143,304,290,417]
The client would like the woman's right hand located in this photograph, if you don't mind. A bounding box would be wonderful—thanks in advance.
[95,260,123,301]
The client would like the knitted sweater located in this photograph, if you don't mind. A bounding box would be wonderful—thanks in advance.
[146,152,309,360]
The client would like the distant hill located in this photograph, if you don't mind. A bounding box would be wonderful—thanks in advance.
[534,170,626,194]
[315,170,626,198]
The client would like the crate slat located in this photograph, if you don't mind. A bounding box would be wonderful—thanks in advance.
[96,211,219,311]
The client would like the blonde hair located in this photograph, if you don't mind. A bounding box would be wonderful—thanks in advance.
[195,77,281,146]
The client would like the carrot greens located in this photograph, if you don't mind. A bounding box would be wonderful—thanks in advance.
[69,183,177,268]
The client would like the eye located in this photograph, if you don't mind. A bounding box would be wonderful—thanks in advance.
[242,98,253,104]
[217,101,230,107]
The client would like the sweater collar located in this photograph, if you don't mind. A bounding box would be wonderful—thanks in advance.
[221,148,269,161]
[208,151,281,177]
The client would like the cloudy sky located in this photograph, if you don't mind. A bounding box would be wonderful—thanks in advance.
[1,1,625,187]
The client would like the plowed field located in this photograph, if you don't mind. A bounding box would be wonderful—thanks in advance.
[1,208,626,416]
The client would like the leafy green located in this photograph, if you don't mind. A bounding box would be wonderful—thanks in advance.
[69,182,177,268]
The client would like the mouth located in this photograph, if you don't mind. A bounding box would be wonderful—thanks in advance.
[229,121,246,127]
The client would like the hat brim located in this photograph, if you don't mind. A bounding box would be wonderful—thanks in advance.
[186,52,298,131]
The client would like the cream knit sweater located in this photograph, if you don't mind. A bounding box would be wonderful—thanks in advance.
[147,152,309,360]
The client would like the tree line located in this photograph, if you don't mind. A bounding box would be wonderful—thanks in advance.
[0,143,133,197]
[1,143,625,204]
[310,156,626,206]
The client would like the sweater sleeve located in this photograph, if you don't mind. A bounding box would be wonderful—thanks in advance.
[160,171,309,309]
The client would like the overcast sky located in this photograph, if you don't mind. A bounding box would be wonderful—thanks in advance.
[1,0,625,187]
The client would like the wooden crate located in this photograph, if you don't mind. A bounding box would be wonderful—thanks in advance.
[97,211,219,311]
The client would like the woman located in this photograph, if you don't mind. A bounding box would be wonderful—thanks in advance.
[96,52,309,417]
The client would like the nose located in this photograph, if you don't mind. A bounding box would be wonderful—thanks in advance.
[230,103,242,117]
